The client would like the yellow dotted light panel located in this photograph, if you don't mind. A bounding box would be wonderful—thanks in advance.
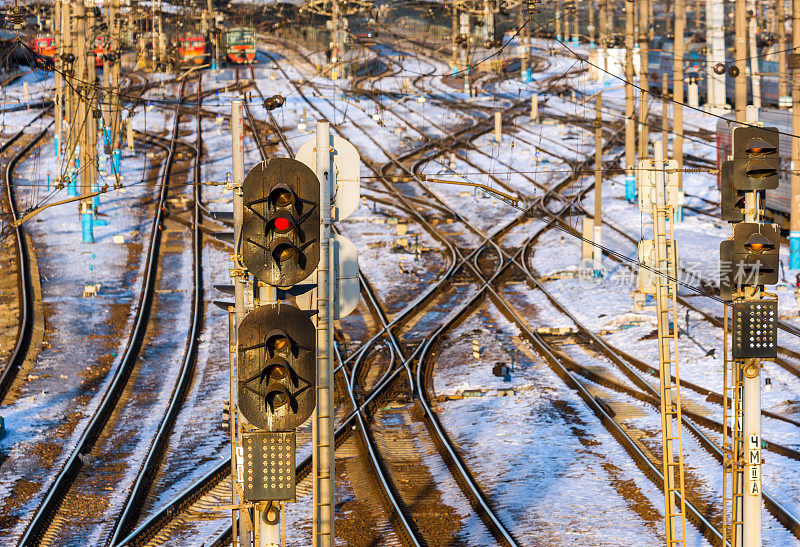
[242,431,296,502]
[732,299,778,359]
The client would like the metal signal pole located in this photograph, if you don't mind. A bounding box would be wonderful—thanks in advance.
[313,120,335,547]
[625,0,636,201]
[735,0,747,122]
[791,0,800,268]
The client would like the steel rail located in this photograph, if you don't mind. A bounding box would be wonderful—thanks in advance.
[109,76,206,545]
[0,110,51,402]
[18,80,189,546]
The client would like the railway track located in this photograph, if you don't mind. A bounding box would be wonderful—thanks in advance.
[108,78,206,546]
[271,38,800,544]
[0,110,51,403]
[17,77,201,546]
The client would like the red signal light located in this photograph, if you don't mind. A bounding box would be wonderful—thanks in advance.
[274,217,291,231]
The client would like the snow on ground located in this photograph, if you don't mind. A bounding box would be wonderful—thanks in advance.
[0,109,159,540]
[2,22,799,545]
[432,304,707,545]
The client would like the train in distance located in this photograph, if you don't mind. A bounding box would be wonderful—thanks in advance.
[26,27,257,68]
[28,32,104,66]
[225,27,256,64]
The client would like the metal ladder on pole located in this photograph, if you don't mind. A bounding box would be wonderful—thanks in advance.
[652,154,688,545]
[722,306,745,546]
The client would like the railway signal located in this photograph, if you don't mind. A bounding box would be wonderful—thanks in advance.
[237,304,316,432]
[226,103,361,547]
[241,158,320,287]
[731,223,780,287]
[720,161,745,222]
[732,126,780,191]
[718,114,781,546]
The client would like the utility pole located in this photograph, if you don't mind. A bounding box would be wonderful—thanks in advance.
[518,7,528,80]
[735,0,747,122]
[662,73,669,160]
[484,0,495,43]
[705,0,727,113]
[572,1,579,45]
[313,121,335,547]
[593,94,602,277]
[103,1,111,150]
[74,0,93,242]
[460,10,471,95]
[598,0,607,81]
[748,0,762,109]
[54,0,62,157]
[673,0,685,220]
[625,0,636,201]
[110,0,121,178]
[331,0,345,80]
[87,0,98,221]
[791,0,800,269]
[598,0,607,47]
[451,0,458,76]
[638,0,649,162]
[555,0,562,42]
[778,0,788,107]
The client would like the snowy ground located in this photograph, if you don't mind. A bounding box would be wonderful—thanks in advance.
[1,22,798,546]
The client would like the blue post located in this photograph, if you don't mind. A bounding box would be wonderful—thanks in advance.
[46,172,50,191]
[673,206,683,223]
[54,134,59,156]
[102,125,110,148]
[112,149,121,174]
[68,167,78,197]
[521,68,532,83]
[92,182,100,214]
[791,232,800,270]
[81,210,94,243]
[625,174,637,203]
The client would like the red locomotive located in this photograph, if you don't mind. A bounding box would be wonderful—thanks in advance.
[94,35,104,67]
[28,34,55,58]
[177,35,209,66]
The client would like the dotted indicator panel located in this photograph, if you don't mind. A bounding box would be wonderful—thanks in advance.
[732,299,778,359]
[242,431,296,502]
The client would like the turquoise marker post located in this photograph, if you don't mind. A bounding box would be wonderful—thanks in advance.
[625,174,637,202]
[791,232,800,270]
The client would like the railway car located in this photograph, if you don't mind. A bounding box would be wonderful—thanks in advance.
[28,34,55,58]
[94,35,104,67]
[225,27,256,64]
[177,35,209,66]
[715,108,792,223]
